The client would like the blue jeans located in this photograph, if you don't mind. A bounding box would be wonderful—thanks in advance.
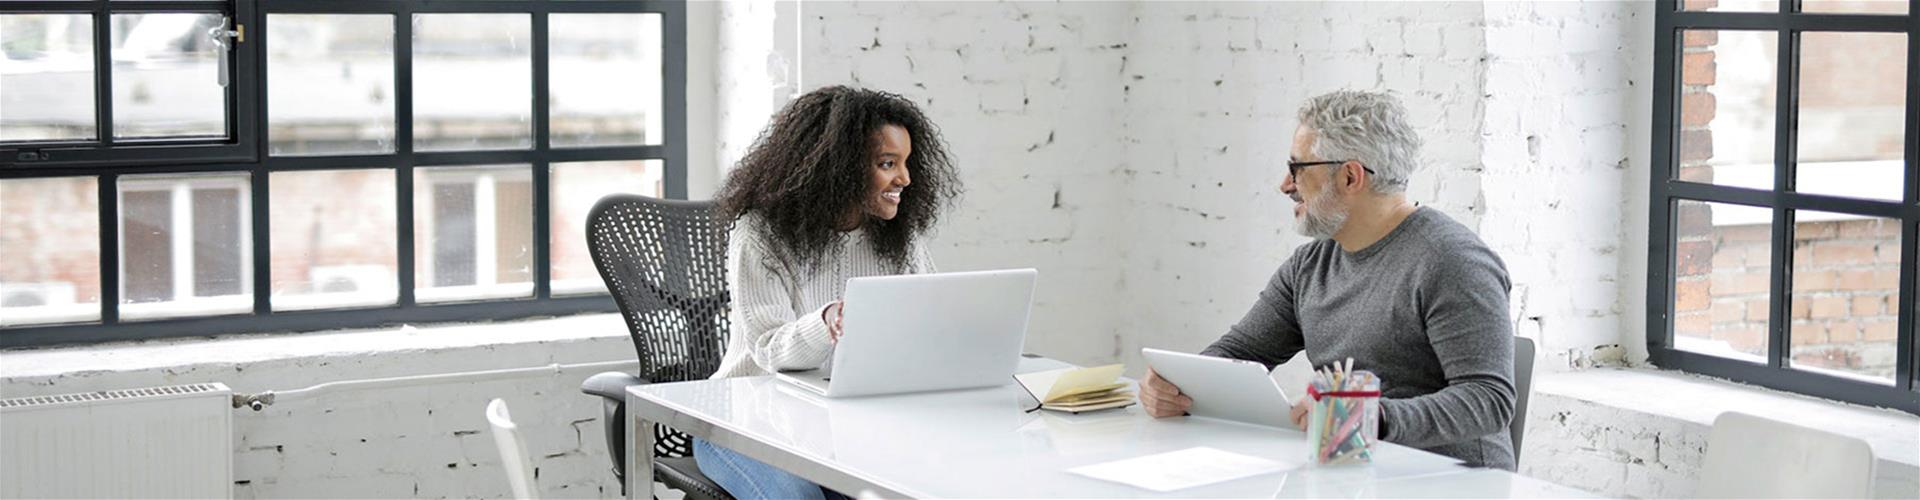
[692,437,846,500]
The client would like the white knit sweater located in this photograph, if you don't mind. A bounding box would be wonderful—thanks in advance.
[712,213,936,379]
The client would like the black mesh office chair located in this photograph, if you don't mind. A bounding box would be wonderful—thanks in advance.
[579,194,734,500]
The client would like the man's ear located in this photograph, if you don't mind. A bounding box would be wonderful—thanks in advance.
[1342,161,1366,192]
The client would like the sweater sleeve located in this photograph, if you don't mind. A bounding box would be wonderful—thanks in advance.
[911,241,938,274]
[1377,243,1517,448]
[727,226,837,372]
[1200,251,1307,368]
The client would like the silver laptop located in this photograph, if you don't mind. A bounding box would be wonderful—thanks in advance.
[776,268,1037,398]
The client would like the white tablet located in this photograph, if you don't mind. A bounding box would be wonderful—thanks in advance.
[1141,348,1294,429]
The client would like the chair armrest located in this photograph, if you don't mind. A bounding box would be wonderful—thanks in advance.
[582,371,649,400]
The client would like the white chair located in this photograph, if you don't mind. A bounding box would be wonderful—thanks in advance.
[486,398,540,500]
[1696,411,1875,498]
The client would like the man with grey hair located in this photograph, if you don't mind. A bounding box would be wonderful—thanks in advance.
[1139,90,1519,470]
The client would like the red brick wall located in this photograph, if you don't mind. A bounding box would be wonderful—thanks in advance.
[1684,218,1902,378]
[268,170,399,294]
[0,178,102,305]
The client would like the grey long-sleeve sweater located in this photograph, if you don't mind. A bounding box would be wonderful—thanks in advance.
[1201,207,1518,470]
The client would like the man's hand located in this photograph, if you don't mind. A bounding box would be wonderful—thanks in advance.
[1140,368,1193,418]
[1289,397,1312,430]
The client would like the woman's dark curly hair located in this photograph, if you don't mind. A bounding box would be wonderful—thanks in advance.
[717,86,960,271]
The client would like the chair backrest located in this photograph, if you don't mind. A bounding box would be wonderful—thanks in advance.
[486,398,540,500]
[1511,336,1536,463]
[1697,411,1875,498]
[586,195,733,384]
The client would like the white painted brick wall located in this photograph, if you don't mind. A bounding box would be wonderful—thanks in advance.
[769,3,1689,498]
[761,0,1655,376]
[1523,392,1711,498]
[1480,0,1653,369]
[1113,1,1491,373]
[1521,369,1919,499]
[788,1,1138,366]
[716,0,785,173]
[1,317,635,499]
[768,1,1525,372]
[0,1,1688,498]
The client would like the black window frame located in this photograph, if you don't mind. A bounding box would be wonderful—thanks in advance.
[1649,0,1920,413]
[1,0,688,347]
[2,0,260,167]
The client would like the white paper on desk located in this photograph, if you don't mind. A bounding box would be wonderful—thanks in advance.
[1066,446,1296,492]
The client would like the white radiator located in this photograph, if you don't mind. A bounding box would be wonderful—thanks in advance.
[1,383,233,499]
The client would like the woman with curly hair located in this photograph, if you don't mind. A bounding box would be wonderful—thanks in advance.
[696,85,961,499]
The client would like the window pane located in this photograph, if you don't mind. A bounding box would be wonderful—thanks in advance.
[1801,0,1907,14]
[1788,211,1899,386]
[191,187,243,296]
[270,170,396,311]
[414,165,532,302]
[413,14,531,152]
[1675,30,1777,190]
[111,13,227,140]
[1793,32,1906,202]
[122,189,174,302]
[550,160,663,295]
[119,174,251,321]
[268,14,396,156]
[1,14,96,142]
[0,177,101,326]
[1674,200,1772,363]
[1681,0,1775,11]
[434,182,477,286]
[550,14,662,147]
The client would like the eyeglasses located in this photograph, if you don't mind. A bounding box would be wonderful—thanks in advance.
[1287,160,1376,179]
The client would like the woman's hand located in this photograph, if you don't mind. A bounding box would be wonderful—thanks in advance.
[823,301,846,343]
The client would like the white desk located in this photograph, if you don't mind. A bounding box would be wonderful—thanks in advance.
[625,358,1596,498]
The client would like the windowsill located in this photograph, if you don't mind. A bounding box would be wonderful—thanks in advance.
[0,313,631,380]
[1534,367,1920,470]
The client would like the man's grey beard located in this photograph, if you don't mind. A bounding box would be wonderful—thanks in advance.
[1295,191,1349,239]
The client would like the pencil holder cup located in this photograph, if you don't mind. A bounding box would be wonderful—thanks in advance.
[1304,370,1381,466]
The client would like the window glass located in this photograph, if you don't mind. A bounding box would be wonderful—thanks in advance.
[270,170,397,311]
[0,0,685,345]
[1680,0,1776,12]
[0,177,101,326]
[549,14,662,147]
[1789,211,1900,385]
[1673,200,1774,364]
[1802,0,1907,14]
[549,160,662,294]
[1,14,96,142]
[1793,32,1907,202]
[268,14,397,156]
[111,13,228,140]
[413,165,533,302]
[1675,30,1778,190]
[118,174,252,321]
[412,14,532,152]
